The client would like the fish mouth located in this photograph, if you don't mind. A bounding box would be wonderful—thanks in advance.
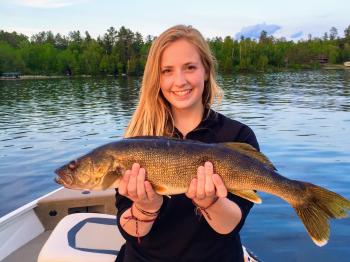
[54,169,73,186]
[54,176,64,185]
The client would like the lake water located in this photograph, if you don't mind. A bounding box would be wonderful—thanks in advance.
[0,70,349,261]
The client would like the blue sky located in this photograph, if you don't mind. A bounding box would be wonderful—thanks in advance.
[1,0,349,40]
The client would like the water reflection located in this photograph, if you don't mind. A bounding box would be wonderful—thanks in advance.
[0,71,349,261]
[218,70,350,112]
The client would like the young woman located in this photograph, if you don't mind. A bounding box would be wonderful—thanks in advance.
[115,25,260,262]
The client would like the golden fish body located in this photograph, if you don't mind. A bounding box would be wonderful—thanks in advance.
[55,136,350,246]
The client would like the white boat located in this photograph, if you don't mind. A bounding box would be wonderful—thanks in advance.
[0,188,259,262]
[344,61,350,67]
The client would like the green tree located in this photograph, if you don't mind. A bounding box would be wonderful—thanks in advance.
[54,33,68,50]
[81,41,103,75]
[221,36,234,73]
[330,27,338,40]
[0,30,28,48]
[0,41,25,73]
[257,55,269,71]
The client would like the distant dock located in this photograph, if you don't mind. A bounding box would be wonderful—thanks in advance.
[0,72,21,80]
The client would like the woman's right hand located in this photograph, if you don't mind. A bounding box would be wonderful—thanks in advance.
[118,163,163,212]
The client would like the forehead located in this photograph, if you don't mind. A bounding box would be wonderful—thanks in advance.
[161,39,202,66]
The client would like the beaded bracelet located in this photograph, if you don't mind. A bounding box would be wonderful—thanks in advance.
[192,196,219,220]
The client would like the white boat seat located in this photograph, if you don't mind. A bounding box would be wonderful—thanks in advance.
[37,213,125,262]
[37,212,259,262]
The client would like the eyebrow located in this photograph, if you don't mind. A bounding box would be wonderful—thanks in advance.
[161,62,198,68]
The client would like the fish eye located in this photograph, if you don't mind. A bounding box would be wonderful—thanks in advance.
[68,160,78,170]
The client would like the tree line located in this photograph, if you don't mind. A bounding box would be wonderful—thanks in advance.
[1,25,350,76]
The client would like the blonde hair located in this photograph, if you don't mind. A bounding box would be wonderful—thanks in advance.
[124,25,222,137]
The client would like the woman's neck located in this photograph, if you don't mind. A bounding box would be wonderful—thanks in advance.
[172,106,204,138]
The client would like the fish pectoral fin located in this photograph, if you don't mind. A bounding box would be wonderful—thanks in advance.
[231,189,262,204]
[101,172,118,190]
[220,142,276,171]
[153,184,168,195]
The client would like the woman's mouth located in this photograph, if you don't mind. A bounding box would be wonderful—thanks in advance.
[172,89,192,97]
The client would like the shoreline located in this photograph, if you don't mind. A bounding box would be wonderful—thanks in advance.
[0,74,132,80]
[321,64,350,70]
[1,66,349,80]
[0,75,93,80]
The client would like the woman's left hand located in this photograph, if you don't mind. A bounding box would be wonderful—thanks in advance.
[185,161,228,207]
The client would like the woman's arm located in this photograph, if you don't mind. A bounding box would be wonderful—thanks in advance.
[118,163,163,238]
[186,161,242,234]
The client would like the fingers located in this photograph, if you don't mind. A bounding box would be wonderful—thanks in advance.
[212,173,228,198]
[144,181,155,201]
[127,163,139,198]
[204,162,216,197]
[186,178,197,199]
[118,169,130,196]
[196,166,206,199]
[118,163,163,212]
[137,167,147,200]
[196,162,216,199]
[121,163,148,201]
[187,161,227,201]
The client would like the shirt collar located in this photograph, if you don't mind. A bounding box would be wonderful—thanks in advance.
[172,108,219,139]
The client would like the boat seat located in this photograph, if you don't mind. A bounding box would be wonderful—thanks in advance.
[37,213,125,262]
[37,212,259,262]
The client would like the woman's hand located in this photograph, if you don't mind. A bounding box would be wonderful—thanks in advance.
[118,163,163,212]
[186,161,228,207]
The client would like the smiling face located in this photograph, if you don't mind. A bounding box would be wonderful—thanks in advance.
[159,39,207,113]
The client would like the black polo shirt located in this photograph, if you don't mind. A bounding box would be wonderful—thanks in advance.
[115,109,260,262]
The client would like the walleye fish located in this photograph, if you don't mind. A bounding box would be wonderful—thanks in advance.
[55,136,350,246]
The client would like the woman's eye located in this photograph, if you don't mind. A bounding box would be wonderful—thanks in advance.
[187,65,196,71]
[162,69,171,74]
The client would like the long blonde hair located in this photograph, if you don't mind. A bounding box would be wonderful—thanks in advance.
[124,25,222,137]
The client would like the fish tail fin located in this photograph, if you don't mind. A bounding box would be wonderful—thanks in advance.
[290,182,350,246]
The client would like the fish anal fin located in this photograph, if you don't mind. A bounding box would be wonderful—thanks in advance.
[232,189,262,204]
[221,142,276,171]
[153,184,168,195]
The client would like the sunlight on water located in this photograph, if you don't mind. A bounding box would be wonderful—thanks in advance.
[0,70,349,261]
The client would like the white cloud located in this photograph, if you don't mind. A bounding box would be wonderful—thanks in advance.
[235,23,281,40]
[14,0,87,9]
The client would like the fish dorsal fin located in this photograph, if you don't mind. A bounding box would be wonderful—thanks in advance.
[220,142,276,171]
[231,189,262,204]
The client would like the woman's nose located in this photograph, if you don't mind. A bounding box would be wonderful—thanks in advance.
[174,70,186,87]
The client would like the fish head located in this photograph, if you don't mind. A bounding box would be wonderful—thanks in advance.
[55,150,124,190]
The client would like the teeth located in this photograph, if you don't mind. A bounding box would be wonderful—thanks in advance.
[173,90,191,96]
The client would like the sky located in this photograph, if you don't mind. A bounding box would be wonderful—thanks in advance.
[1,0,349,41]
